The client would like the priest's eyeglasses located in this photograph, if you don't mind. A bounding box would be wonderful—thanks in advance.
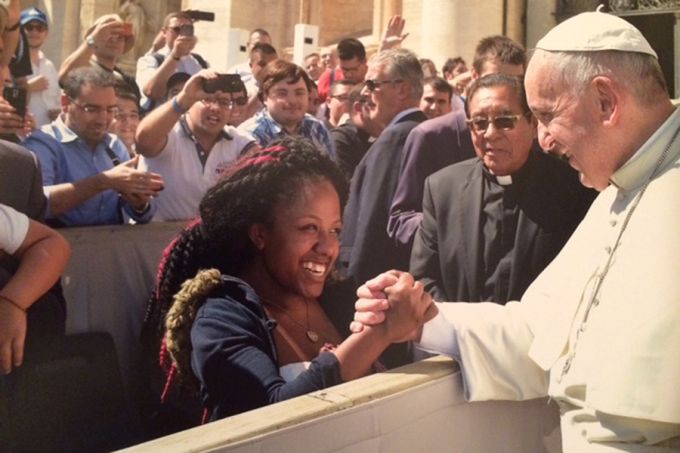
[466,113,529,134]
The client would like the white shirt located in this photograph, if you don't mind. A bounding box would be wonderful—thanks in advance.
[0,203,29,254]
[136,46,207,108]
[229,61,253,85]
[27,51,60,128]
[139,120,255,222]
[418,106,680,451]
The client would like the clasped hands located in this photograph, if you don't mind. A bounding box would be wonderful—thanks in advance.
[350,271,438,343]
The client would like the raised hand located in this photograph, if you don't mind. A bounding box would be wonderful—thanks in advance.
[88,19,127,50]
[379,15,409,52]
[171,34,198,59]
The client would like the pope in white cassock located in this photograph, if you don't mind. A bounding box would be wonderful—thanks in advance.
[352,9,680,452]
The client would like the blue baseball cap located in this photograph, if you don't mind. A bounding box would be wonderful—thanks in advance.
[20,7,49,27]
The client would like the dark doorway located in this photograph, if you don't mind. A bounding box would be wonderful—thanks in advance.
[623,13,676,98]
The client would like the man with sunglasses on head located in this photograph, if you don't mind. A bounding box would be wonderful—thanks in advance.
[409,74,594,305]
[135,11,209,113]
[22,67,164,227]
[136,69,256,222]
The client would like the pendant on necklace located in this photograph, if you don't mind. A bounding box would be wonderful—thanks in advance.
[306,330,319,343]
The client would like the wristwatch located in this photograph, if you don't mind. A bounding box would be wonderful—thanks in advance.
[86,36,96,48]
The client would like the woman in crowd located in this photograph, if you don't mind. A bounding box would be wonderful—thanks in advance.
[141,137,430,428]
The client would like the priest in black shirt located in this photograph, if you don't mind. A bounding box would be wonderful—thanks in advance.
[410,73,596,303]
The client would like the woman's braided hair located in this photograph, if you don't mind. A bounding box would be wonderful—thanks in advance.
[142,136,348,394]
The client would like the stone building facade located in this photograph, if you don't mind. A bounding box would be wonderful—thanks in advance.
[19,0,680,96]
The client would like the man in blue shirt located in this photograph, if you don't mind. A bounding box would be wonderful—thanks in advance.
[23,67,164,226]
[238,60,335,159]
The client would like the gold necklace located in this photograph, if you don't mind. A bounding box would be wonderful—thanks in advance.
[261,297,320,343]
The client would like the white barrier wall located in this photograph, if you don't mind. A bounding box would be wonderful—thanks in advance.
[123,356,562,453]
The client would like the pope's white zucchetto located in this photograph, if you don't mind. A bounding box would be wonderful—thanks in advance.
[535,7,657,58]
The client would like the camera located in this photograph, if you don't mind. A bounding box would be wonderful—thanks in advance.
[203,74,245,94]
[178,24,194,37]
[3,86,27,117]
[184,10,215,22]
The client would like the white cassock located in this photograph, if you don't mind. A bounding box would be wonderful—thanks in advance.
[418,106,680,452]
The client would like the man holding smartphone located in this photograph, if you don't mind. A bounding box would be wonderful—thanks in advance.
[136,12,209,113]
[57,13,140,102]
[22,67,164,227]
[135,70,256,221]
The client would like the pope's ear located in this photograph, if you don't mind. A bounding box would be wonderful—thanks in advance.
[592,76,620,127]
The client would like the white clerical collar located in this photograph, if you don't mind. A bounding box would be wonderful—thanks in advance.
[610,105,680,191]
[496,174,513,185]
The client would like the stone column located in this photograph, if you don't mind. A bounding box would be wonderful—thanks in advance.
[39,0,82,67]
[418,0,503,71]
[675,12,680,98]
[505,0,526,46]
[525,0,555,49]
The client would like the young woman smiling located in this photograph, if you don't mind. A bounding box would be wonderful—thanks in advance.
[141,137,430,430]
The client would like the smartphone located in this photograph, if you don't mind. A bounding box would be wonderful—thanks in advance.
[121,22,134,37]
[3,86,27,117]
[179,24,194,37]
[185,10,215,22]
[203,74,245,94]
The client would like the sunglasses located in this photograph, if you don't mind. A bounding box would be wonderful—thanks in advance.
[168,25,194,35]
[465,113,529,134]
[364,79,403,92]
[24,23,47,32]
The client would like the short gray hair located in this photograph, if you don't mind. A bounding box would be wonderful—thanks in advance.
[534,49,667,107]
[369,48,424,100]
[61,66,117,100]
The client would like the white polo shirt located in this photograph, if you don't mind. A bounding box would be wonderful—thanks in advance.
[140,120,255,221]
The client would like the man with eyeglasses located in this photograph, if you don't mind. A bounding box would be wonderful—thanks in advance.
[326,80,355,129]
[410,73,594,305]
[22,67,164,227]
[136,12,209,113]
[388,35,527,252]
[20,7,59,128]
[136,70,256,222]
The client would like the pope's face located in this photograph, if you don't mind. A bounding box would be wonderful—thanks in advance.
[525,51,610,190]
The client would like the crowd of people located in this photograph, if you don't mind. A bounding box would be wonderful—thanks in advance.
[0,1,678,451]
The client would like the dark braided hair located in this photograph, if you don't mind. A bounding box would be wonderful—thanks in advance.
[141,136,347,405]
